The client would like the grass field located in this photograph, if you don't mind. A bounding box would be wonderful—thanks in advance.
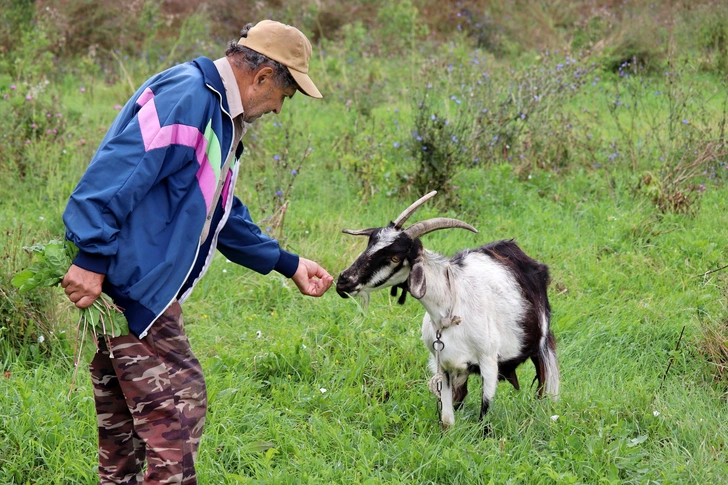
[1,1,728,483]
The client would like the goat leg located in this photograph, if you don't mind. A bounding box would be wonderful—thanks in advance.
[498,368,520,390]
[390,283,408,305]
[452,373,469,410]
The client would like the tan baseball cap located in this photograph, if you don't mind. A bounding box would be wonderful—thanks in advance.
[237,20,322,99]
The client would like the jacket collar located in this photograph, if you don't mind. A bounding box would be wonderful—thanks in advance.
[192,56,230,115]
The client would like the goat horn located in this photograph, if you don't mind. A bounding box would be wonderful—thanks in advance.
[404,217,478,240]
[392,191,438,229]
[342,228,376,237]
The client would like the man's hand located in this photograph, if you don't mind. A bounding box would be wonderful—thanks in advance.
[61,264,105,309]
[291,257,334,297]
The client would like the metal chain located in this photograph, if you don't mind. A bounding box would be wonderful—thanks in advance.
[432,329,444,421]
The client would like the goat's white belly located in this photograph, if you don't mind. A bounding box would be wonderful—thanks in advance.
[421,312,524,368]
[421,316,485,371]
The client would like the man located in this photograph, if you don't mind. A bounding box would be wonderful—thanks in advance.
[61,20,332,484]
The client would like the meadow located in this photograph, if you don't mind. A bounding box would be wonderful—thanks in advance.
[1,1,728,483]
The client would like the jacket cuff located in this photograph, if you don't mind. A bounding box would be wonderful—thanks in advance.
[274,250,299,278]
[73,250,110,275]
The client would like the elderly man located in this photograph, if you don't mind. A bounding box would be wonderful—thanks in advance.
[61,20,332,484]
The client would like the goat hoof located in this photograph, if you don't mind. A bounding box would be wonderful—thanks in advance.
[441,422,451,432]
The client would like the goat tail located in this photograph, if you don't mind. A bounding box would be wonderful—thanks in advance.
[539,330,560,400]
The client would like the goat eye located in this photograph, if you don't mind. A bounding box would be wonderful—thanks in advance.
[391,256,401,263]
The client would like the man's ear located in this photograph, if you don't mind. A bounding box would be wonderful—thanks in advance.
[408,241,426,299]
[253,66,274,85]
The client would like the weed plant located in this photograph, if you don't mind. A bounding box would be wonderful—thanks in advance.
[245,113,314,243]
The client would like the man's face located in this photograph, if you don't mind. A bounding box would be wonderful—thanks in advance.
[243,67,297,124]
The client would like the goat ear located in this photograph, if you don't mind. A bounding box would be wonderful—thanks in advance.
[407,241,426,299]
[409,261,426,299]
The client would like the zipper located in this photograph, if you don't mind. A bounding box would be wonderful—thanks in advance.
[139,78,235,339]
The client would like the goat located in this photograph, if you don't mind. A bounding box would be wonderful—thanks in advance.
[336,191,559,429]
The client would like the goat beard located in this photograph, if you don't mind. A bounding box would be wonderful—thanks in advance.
[358,291,370,311]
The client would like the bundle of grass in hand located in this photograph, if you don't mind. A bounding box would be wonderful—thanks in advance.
[12,239,130,395]
[12,239,129,338]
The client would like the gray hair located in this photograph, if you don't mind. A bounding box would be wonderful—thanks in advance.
[226,23,299,91]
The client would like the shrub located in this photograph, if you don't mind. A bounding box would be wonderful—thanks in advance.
[407,90,477,199]
[376,0,429,57]
[601,13,667,73]
[0,80,70,179]
[0,0,35,60]
[404,45,597,198]
[693,5,728,75]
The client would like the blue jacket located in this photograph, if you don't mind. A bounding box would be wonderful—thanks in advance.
[63,57,299,338]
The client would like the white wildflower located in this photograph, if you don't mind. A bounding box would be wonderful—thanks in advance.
[653,410,660,417]
[320,388,327,393]
[550,415,559,421]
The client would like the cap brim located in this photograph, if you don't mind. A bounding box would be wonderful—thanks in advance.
[289,69,322,99]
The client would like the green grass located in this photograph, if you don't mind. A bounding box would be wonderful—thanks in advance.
[2,3,728,484]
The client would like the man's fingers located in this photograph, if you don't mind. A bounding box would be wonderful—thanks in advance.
[304,277,330,297]
[294,258,334,297]
[74,295,96,309]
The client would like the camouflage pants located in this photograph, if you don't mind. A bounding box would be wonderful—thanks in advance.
[89,301,207,485]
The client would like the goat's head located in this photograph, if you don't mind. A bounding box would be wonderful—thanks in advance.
[336,191,477,302]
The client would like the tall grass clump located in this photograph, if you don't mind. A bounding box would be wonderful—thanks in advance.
[603,58,728,214]
[697,312,728,394]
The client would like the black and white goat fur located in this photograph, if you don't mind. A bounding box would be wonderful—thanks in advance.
[336,191,559,428]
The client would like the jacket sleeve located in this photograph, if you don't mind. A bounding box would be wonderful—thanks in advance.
[216,196,299,278]
[63,79,212,274]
